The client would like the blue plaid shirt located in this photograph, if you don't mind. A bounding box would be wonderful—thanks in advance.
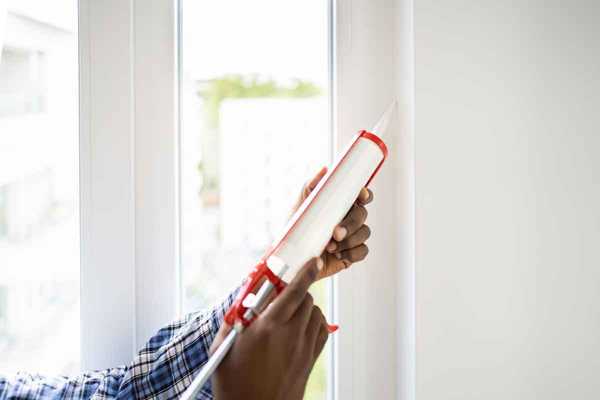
[0,288,239,400]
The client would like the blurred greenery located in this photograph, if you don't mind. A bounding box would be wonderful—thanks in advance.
[192,76,329,397]
[195,75,324,203]
[197,75,323,128]
[304,279,329,399]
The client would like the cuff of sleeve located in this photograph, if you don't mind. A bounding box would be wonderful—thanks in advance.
[185,285,240,398]
[123,285,242,400]
[198,285,241,356]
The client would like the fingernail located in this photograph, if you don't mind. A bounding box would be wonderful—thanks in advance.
[334,226,347,241]
[326,242,336,252]
[316,257,324,271]
[334,253,341,260]
[327,324,339,333]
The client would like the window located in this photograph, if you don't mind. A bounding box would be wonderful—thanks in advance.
[0,286,7,334]
[180,1,331,398]
[0,0,79,375]
[0,47,47,116]
[3,0,400,395]
[0,186,7,238]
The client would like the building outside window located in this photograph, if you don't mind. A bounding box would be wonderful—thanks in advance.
[0,186,7,239]
[2,2,331,393]
[180,2,330,397]
[0,0,79,375]
[0,47,46,116]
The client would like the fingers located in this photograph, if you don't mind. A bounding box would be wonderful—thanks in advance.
[328,225,371,253]
[319,242,369,278]
[339,244,369,264]
[357,187,374,205]
[302,166,328,198]
[264,257,322,323]
[290,292,314,331]
[333,204,368,241]
[327,188,372,251]
[313,323,329,360]
[293,167,328,216]
[322,244,369,275]
[305,306,327,355]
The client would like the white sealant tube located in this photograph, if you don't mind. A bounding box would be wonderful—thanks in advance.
[180,103,395,400]
[267,101,394,281]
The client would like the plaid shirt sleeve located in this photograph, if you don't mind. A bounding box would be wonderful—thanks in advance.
[0,287,240,400]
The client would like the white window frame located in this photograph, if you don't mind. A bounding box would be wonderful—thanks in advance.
[78,0,412,399]
[332,0,413,399]
[79,0,179,368]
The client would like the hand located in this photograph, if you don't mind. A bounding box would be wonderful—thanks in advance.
[293,167,374,280]
[211,258,329,400]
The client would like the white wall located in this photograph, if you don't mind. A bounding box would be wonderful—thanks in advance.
[415,1,600,398]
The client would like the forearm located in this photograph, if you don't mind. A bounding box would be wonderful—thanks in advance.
[0,286,239,400]
[0,367,127,400]
[117,285,240,399]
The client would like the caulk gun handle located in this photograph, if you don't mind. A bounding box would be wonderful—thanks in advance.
[180,278,278,400]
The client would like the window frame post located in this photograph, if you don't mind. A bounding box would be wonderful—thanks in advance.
[79,0,180,369]
[332,0,412,399]
[79,0,137,369]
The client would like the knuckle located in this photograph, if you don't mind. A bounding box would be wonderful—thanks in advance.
[358,205,368,220]
[257,319,275,335]
[349,206,359,221]
[305,262,319,281]
[289,286,305,299]
[319,312,327,326]
[310,306,319,318]
[345,226,370,249]
[305,293,314,308]
[319,325,329,341]
[363,225,372,239]
[345,206,356,222]
[345,249,356,261]
[358,246,369,260]
[338,238,350,250]
[351,206,367,224]
[310,307,321,324]
[313,305,325,321]
[310,266,318,281]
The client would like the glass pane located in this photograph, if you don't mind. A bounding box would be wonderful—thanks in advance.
[0,1,79,375]
[180,1,330,398]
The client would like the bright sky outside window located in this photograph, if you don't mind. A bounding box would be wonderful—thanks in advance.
[0,0,79,375]
[180,1,331,398]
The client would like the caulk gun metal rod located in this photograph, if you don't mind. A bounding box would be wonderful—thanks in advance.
[180,327,238,400]
[180,264,287,400]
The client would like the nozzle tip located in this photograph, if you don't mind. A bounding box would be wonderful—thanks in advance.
[371,100,398,138]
